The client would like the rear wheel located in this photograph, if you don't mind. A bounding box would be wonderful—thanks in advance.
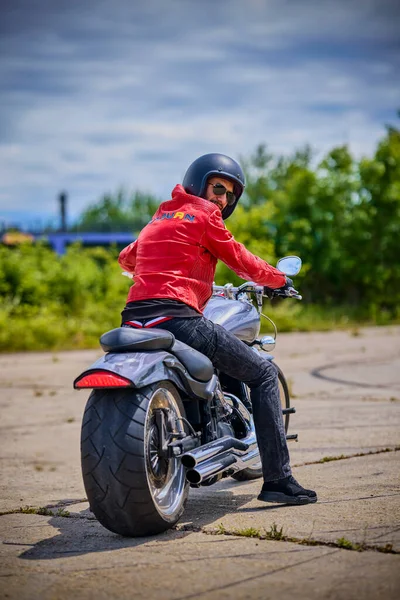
[231,362,290,481]
[81,381,189,536]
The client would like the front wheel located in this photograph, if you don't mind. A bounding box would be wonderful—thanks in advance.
[231,362,291,482]
[81,381,189,536]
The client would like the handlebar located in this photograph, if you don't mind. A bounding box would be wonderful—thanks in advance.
[212,282,302,301]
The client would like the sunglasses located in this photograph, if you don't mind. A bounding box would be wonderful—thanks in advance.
[208,183,236,205]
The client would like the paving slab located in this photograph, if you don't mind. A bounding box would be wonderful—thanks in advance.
[0,326,399,599]
[178,452,400,550]
[1,515,399,600]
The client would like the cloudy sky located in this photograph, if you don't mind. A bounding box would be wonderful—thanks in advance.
[1,0,399,228]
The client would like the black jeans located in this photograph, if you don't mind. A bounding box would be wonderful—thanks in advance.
[152,316,291,482]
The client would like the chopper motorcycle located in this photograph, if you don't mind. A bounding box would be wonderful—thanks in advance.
[74,256,302,537]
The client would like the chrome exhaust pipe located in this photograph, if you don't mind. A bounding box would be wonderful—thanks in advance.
[183,429,260,485]
[186,454,237,485]
[181,435,249,469]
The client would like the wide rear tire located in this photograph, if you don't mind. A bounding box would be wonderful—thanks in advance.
[81,381,189,536]
[231,363,290,481]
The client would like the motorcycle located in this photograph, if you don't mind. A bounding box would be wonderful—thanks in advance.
[74,255,302,537]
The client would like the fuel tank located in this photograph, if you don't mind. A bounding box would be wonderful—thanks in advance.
[203,296,260,343]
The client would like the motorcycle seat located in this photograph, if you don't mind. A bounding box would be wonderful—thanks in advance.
[99,327,214,382]
[170,340,214,382]
[100,327,175,352]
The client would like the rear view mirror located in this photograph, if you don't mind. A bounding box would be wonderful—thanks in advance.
[276,256,302,276]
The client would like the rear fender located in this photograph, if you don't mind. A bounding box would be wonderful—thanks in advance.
[74,350,217,401]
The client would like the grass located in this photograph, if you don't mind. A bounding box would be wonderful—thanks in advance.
[0,505,71,517]
[259,301,400,337]
[0,305,118,352]
[336,537,358,550]
[318,454,347,463]
[231,527,261,539]
[216,522,285,541]
[267,522,285,540]
[211,524,396,554]
[306,446,400,466]
[334,537,393,553]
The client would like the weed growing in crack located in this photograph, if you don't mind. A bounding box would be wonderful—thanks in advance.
[55,508,70,517]
[214,522,285,541]
[19,506,54,516]
[233,527,261,538]
[199,524,398,554]
[296,446,400,468]
[319,455,346,463]
[265,523,285,541]
[336,537,356,550]
[336,537,371,552]
[3,506,71,517]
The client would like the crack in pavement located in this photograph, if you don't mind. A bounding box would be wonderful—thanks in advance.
[2,509,397,556]
[317,493,400,504]
[0,499,89,518]
[176,525,399,555]
[293,445,399,467]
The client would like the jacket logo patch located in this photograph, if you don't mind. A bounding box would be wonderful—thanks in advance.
[150,212,196,223]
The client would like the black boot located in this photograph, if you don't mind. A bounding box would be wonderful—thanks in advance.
[258,475,317,505]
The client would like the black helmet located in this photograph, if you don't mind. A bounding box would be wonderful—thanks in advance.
[182,153,245,219]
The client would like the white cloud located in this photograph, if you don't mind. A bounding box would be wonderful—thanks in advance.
[0,0,399,225]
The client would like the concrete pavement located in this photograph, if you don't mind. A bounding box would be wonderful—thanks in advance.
[1,326,399,599]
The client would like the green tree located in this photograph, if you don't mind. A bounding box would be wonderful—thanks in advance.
[75,189,159,233]
[238,122,399,315]
[355,123,400,313]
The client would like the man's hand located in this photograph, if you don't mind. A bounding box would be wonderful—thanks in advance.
[281,276,294,290]
[264,277,296,298]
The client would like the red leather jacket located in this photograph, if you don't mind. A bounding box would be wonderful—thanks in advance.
[118,185,286,313]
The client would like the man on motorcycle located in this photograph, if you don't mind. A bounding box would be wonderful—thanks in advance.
[118,153,317,505]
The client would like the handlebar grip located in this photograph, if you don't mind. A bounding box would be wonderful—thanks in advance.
[263,286,302,299]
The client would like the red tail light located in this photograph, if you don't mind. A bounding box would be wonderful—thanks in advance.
[75,371,132,389]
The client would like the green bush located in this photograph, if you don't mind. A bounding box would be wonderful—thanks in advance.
[0,242,396,352]
[0,243,130,351]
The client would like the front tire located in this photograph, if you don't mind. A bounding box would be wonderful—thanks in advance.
[232,362,291,482]
[81,381,189,536]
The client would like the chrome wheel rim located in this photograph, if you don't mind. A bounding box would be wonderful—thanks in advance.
[144,387,187,520]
